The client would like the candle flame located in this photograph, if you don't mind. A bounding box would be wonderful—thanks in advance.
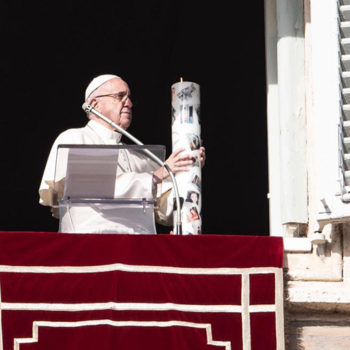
[180,77,183,82]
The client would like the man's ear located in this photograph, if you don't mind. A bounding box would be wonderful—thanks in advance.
[90,97,98,108]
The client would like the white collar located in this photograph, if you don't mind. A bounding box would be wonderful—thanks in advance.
[87,119,123,143]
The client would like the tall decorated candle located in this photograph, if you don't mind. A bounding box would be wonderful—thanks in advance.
[171,78,202,234]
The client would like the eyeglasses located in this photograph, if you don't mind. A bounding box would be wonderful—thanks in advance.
[95,91,131,101]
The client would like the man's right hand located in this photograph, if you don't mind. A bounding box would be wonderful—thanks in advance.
[153,148,193,184]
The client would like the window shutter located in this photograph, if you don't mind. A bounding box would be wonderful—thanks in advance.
[315,0,350,225]
[340,1,350,202]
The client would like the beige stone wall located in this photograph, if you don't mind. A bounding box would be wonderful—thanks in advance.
[284,224,350,349]
[285,313,350,350]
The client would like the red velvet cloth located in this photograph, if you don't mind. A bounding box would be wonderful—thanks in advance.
[0,232,283,350]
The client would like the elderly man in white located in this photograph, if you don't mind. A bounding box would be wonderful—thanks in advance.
[39,74,205,234]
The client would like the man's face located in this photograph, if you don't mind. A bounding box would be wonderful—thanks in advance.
[92,78,133,130]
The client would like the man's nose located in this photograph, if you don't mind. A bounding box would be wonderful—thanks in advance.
[125,96,133,107]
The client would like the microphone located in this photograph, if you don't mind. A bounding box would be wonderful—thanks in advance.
[82,102,183,235]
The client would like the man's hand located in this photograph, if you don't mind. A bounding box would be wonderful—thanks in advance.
[153,146,206,185]
[153,148,192,184]
[166,148,194,174]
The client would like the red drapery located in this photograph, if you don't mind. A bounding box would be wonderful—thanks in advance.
[0,232,284,350]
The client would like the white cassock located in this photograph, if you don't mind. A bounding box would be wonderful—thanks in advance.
[39,119,173,234]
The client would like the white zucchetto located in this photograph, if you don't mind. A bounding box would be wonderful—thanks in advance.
[85,74,120,100]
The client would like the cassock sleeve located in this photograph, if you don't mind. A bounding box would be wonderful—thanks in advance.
[39,131,75,206]
[125,151,174,227]
[154,177,174,226]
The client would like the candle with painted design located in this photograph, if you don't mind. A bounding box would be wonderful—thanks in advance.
[171,78,201,235]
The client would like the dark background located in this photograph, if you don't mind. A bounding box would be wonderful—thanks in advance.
[0,0,268,235]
